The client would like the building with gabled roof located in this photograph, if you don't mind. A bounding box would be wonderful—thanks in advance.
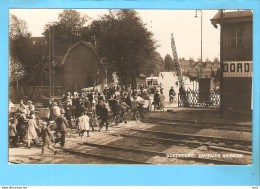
[211,10,252,111]
[60,41,104,91]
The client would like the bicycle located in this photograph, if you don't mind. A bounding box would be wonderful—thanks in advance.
[108,111,114,125]
[169,95,174,104]
[122,108,130,123]
[114,114,121,126]
[135,105,151,122]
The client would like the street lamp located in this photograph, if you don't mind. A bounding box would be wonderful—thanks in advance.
[195,9,203,78]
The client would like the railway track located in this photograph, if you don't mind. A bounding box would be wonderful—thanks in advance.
[32,108,251,165]
[109,124,252,151]
[65,141,248,165]
[129,128,252,151]
[110,133,252,155]
[147,118,252,132]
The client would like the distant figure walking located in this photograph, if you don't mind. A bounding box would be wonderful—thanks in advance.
[55,109,69,149]
[159,92,165,111]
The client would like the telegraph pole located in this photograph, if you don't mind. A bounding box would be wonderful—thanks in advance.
[220,9,224,117]
[52,27,55,97]
[49,27,52,98]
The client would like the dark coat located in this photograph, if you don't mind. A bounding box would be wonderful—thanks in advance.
[87,93,93,103]
[63,104,73,118]
[169,89,176,96]
[99,106,109,118]
[56,115,69,132]
[95,104,103,117]
[84,100,92,111]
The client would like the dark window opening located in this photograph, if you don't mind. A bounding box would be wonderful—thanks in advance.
[230,30,242,48]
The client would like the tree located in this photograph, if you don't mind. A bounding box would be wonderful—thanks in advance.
[141,52,164,76]
[213,57,220,63]
[9,14,31,40]
[43,9,89,56]
[9,14,34,89]
[205,57,210,62]
[58,9,88,41]
[164,54,174,71]
[88,9,157,88]
[9,56,26,91]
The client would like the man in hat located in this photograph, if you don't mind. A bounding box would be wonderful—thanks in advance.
[63,99,73,129]
[169,86,176,103]
[154,90,160,111]
[55,109,69,149]
[99,100,109,131]
[96,100,109,131]
[50,101,61,120]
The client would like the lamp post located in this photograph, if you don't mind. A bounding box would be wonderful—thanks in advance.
[195,9,203,78]
[219,9,224,117]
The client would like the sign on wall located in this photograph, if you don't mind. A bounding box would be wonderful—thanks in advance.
[223,61,252,77]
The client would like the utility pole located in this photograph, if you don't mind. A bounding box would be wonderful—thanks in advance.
[52,27,55,97]
[48,26,52,98]
[220,9,224,117]
[195,10,203,78]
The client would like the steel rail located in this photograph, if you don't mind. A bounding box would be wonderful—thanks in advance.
[149,118,251,128]
[64,148,151,164]
[145,120,252,132]
[80,141,247,165]
[110,133,252,154]
[130,128,252,146]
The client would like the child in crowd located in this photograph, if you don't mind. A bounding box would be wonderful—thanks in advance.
[26,114,39,148]
[40,121,57,160]
[77,111,90,137]
[8,118,17,147]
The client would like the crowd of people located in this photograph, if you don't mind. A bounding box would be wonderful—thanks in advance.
[8,85,154,160]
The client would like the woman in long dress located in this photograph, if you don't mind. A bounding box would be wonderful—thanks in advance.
[26,114,39,148]
[77,111,90,137]
[159,92,165,111]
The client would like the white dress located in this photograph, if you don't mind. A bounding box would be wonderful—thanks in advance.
[26,119,38,140]
[77,115,90,131]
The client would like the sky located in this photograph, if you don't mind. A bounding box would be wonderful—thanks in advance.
[9,9,221,61]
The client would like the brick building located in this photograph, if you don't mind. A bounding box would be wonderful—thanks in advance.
[60,41,103,91]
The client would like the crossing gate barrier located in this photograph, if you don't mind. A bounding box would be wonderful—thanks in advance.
[178,91,220,108]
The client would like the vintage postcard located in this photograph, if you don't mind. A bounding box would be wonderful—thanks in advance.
[1,1,259,186]
[8,8,253,165]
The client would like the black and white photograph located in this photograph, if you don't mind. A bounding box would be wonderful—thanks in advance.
[8,9,252,165]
